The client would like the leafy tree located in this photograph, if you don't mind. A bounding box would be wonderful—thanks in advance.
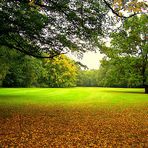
[102,14,148,93]
[0,1,50,58]
[44,55,78,87]
[97,57,143,88]
[0,46,13,86]
[1,0,147,90]
[2,56,46,87]
[111,0,147,18]
[0,46,78,88]
[0,46,47,87]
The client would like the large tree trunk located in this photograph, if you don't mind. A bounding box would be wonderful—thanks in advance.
[144,85,148,94]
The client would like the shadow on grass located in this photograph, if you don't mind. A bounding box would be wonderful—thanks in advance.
[102,90,145,94]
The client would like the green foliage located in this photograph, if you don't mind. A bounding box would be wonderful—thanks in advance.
[99,14,148,89]
[0,0,106,58]
[77,70,99,87]
[0,47,46,87]
[111,15,148,58]
[97,57,143,87]
[78,15,147,89]
[0,1,49,57]
[44,55,78,87]
[0,46,11,86]
[0,47,78,88]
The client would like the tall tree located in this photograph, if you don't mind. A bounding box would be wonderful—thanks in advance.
[107,14,148,93]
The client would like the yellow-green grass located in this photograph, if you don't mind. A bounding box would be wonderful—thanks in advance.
[0,87,147,108]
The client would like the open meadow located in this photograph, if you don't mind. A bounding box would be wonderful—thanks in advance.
[0,87,148,147]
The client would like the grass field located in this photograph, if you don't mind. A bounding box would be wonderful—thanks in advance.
[0,87,148,147]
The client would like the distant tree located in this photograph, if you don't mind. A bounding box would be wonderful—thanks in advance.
[44,55,78,87]
[0,46,12,86]
[2,55,46,87]
[97,57,143,88]
[77,69,99,87]
[0,46,78,88]
[0,46,46,87]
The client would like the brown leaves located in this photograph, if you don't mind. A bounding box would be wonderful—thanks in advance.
[0,105,148,147]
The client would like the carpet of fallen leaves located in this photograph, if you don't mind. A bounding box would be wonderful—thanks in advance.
[0,104,148,148]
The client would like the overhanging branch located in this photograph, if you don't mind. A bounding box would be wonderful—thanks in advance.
[103,0,143,19]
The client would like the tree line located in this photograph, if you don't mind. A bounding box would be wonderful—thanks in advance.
[78,14,148,93]
[0,47,78,88]
[0,1,147,92]
[0,15,148,91]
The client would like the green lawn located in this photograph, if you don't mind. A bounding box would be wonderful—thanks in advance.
[0,87,148,147]
[0,87,147,107]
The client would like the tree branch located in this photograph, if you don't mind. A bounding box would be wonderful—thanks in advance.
[103,0,143,19]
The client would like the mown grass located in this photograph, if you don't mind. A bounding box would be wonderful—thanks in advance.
[0,87,148,147]
[0,87,147,107]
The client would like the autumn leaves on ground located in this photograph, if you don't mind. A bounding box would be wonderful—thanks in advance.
[0,88,148,147]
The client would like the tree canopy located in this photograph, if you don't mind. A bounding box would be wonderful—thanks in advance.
[0,0,147,58]
[76,14,148,93]
[0,0,107,58]
[100,14,148,93]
